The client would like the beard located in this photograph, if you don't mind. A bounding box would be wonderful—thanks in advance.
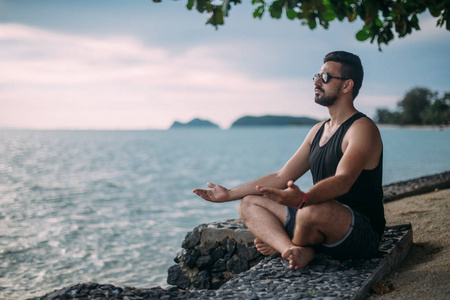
[314,83,342,107]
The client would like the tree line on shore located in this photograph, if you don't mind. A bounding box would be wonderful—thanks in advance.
[375,87,450,125]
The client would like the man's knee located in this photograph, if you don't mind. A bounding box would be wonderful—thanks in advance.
[295,201,349,227]
[295,205,321,226]
[238,195,256,219]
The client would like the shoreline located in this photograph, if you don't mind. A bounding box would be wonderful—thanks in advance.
[377,124,450,130]
[1,124,449,131]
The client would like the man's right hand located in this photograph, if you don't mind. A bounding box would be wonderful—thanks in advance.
[192,183,231,203]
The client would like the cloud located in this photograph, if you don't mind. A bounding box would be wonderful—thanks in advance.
[0,23,325,129]
[0,23,412,129]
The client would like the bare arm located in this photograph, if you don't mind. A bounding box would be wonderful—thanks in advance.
[193,123,323,203]
[258,118,382,207]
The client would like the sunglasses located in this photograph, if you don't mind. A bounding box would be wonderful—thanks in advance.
[313,72,350,84]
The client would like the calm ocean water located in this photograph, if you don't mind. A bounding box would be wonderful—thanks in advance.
[1,127,449,299]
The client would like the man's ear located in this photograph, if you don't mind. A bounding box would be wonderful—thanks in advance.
[343,79,354,94]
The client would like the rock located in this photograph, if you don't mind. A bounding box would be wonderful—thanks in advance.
[167,264,190,289]
[40,286,72,300]
[181,226,203,249]
[166,265,181,285]
[196,255,213,270]
[184,248,201,268]
[212,258,227,273]
[226,254,249,274]
[211,246,226,262]
[222,239,236,254]
[237,242,259,261]
[193,270,211,289]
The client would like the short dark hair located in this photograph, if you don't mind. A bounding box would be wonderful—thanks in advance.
[323,51,364,99]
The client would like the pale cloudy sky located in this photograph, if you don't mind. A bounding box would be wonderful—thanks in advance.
[1,0,449,129]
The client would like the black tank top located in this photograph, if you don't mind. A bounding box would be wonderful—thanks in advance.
[309,112,385,237]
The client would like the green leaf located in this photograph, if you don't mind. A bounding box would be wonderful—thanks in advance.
[411,14,420,30]
[375,17,383,27]
[186,0,194,10]
[444,8,450,30]
[206,9,224,27]
[307,16,317,29]
[286,8,297,20]
[428,5,441,17]
[356,26,371,41]
[253,5,265,19]
[321,9,336,22]
[269,0,283,19]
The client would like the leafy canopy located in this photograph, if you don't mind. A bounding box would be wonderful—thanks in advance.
[375,87,450,125]
[154,0,450,50]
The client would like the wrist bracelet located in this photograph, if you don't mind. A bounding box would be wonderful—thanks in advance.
[297,192,307,210]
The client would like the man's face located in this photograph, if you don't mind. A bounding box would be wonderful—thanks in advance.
[314,61,343,107]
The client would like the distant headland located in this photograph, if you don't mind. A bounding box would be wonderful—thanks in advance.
[231,115,318,128]
[169,118,220,129]
[169,115,319,130]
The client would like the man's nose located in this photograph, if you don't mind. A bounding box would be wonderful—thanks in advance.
[314,76,322,85]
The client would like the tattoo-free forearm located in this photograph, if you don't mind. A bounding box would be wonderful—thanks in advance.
[305,174,353,205]
[228,172,290,201]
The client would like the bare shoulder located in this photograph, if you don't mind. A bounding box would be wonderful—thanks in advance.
[343,116,382,153]
[347,116,381,140]
[343,116,382,169]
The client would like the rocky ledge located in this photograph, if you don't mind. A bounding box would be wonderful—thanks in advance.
[40,171,449,300]
[382,171,450,202]
[41,223,413,300]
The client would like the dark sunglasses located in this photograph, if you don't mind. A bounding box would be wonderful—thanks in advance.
[313,72,350,84]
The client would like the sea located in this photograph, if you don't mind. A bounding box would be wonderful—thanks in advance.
[1,127,449,299]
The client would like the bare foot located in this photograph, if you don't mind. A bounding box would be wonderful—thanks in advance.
[281,246,315,270]
[254,238,279,255]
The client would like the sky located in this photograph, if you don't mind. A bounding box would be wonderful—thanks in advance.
[1,0,449,129]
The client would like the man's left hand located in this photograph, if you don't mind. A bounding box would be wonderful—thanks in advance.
[256,180,304,208]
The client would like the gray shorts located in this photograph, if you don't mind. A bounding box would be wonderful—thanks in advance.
[284,205,380,259]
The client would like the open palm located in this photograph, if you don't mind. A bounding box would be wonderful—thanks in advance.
[192,183,230,203]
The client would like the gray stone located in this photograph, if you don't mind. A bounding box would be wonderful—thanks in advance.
[222,239,236,254]
[167,264,191,289]
[210,246,226,262]
[226,254,248,274]
[196,255,213,270]
[184,248,201,269]
[237,242,260,261]
[193,270,211,289]
[182,226,203,249]
[212,258,227,273]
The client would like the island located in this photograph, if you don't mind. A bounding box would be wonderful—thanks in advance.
[169,118,220,129]
[231,115,319,128]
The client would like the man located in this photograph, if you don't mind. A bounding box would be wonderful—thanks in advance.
[193,51,385,270]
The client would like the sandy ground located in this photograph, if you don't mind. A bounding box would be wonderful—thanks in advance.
[367,188,450,300]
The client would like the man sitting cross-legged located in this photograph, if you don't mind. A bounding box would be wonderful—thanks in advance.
[193,51,385,269]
